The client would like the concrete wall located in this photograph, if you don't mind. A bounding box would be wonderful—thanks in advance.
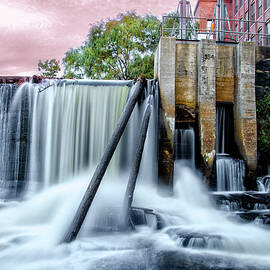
[155,37,258,187]
[216,45,235,103]
[175,42,197,123]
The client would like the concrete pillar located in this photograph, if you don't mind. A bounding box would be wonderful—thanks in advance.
[198,40,216,182]
[216,45,235,103]
[235,42,257,188]
[154,37,176,187]
[175,43,197,122]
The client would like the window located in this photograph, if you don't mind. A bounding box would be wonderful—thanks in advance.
[239,0,243,8]
[244,11,249,31]
[267,22,270,45]
[235,0,238,14]
[251,3,255,22]
[251,35,255,42]
[235,23,238,39]
[258,28,263,45]
[239,18,243,36]
[258,0,262,18]
[265,0,270,10]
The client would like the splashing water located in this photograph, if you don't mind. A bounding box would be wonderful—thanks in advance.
[0,163,270,269]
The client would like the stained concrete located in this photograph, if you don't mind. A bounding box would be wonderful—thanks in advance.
[216,45,235,103]
[198,40,216,180]
[155,37,259,187]
[234,42,257,188]
[154,37,176,187]
[175,43,197,122]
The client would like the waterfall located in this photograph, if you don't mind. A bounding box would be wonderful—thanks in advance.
[216,104,245,191]
[0,84,30,197]
[216,154,245,191]
[0,80,158,195]
[174,127,195,167]
[28,81,133,191]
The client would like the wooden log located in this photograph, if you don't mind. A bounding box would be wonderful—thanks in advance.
[62,78,145,243]
[121,100,152,229]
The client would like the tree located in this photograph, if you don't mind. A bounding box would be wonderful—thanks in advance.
[257,88,270,155]
[38,59,61,77]
[63,12,160,80]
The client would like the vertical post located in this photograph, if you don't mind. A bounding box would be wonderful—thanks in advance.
[154,37,175,189]
[182,0,187,39]
[198,39,216,184]
[234,42,257,189]
[217,0,226,41]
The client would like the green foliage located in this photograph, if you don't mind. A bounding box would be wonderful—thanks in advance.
[63,12,160,80]
[162,12,200,39]
[38,59,61,77]
[257,89,270,154]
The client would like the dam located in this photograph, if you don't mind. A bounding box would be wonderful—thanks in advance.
[155,37,269,191]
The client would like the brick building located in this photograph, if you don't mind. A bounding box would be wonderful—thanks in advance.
[233,0,270,45]
[193,0,270,45]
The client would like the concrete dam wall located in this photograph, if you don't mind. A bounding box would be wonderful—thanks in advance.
[154,37,261,189]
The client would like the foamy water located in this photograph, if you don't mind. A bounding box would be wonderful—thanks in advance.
[0,165,270,270]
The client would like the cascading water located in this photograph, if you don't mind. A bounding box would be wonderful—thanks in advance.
[28,81,131,191]
[1,80,270,269]
[216,104,245,191]
[0,84,30,197]
[216,155,245,191]
[0,85,15,195]
[174,127,195,167]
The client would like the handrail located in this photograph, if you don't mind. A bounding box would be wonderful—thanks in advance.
[161,15,270,44]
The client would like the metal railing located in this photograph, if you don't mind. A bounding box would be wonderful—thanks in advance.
[161,15,270,46]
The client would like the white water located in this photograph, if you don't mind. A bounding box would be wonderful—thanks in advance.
[0,84,30,197]
[216,105,245,191]
[174,128,195,167]
[1,164,270,269]
[257,175,270,192]
[8,81,131,193]
[216,156,245,191]
[1,81,270,269]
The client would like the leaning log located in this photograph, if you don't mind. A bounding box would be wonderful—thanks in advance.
[62,78,145,243]
[120,101,152,229]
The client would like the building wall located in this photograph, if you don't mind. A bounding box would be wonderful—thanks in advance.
[232,0,270,46]
[194,0,270,46]
[194,0,234,41]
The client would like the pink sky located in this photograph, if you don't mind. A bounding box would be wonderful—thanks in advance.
[0,0,196,76]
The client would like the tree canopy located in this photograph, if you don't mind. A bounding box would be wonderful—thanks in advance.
[63,12,160,80]
[38,59,61,77]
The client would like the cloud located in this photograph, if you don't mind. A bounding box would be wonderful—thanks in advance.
[0,0,184,76]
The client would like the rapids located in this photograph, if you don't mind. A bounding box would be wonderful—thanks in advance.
[0,165,270,269]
